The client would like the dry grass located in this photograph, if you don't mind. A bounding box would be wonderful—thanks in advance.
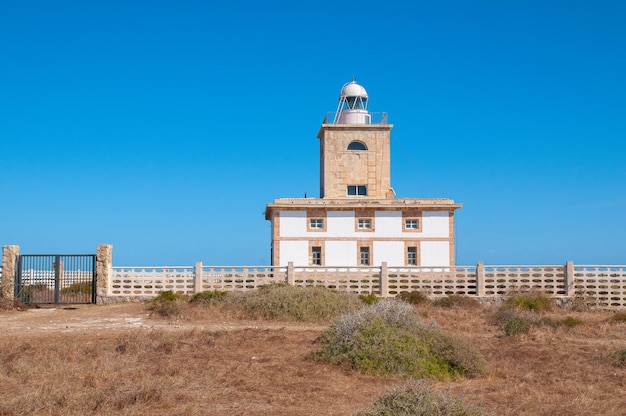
[0,300,625,415]
[0,327,388,415]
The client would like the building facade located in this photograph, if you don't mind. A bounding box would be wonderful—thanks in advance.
[265,80,461,267]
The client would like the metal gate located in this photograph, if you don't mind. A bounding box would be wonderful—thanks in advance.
[15,255,96,304]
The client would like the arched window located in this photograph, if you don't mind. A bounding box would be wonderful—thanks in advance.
[347,141,367,151]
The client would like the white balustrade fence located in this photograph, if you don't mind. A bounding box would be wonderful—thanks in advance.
[291,266,380,294]
[110,266,196,296]
[109,264,286,297]
[200,266,287,292]
[482,265,566,296]
[573,265,626,308]
[104,261,626,308]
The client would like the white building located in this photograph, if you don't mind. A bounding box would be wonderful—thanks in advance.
[265,80,461,267]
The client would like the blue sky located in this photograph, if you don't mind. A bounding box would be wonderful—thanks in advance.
[1,0,625,266]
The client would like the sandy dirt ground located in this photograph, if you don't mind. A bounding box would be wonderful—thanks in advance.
[0,303,325,335]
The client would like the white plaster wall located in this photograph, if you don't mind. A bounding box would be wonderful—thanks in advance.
[325,240,357,266]
[326,211,355,237]
[420,241,450,266]
[421,211,449,238]
[279,211,307,237]
[375,211,403,237]
[373,241,405,266]
[279,240,309,266]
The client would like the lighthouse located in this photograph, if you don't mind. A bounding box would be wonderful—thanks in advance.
[265,79,461,267]
[318,79,393,200]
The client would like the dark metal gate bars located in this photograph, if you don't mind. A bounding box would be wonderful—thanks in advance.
[15,255,96,304]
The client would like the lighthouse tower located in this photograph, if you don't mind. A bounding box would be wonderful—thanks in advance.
[265,79,461,268]
[318,79,394,199]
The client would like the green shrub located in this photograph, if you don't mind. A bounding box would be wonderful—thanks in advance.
[146,290,182,317]
[396,290,429,305]
[190,290,228,305]
[359,293,379,305]
[505,291,553,312]
[223,285,363,322]
[316,299,489,379]
[499,314,531,336]
[354,380,489,416]
[432,295,480,309]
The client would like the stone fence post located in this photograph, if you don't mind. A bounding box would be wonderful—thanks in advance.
[380,262,389,297]
[95,244,112,304]
[1,245,20,301]
[476,261,485,296]
[287,262,294,285]
[564,261,575,297]
[194,261,203,293]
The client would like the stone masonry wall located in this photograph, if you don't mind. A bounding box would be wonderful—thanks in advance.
[0,245,19,300]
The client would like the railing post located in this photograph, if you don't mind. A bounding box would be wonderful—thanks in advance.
[1,245,20,301]
[194,261,203,293]
[476,261,485,297]
[380,262,389,297]
[53,256,62,304]
[95,244,112,304]
[564,260,575,297]
[287,262,294,286]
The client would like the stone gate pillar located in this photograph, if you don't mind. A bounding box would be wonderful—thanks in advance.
[95,244,112,304]
[1,245,20,300]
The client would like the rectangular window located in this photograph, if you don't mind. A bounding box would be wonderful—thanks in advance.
[347,185,367,196]
[312,246,322,265]
[357,218,371,229]
[405,219,419,229]
[360,247,370,266]
[310,219,323,229]
[407,247,417,265]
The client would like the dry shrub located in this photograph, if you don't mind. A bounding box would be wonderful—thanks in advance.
[505,291,554,312]
[145,290,182,317]
[610,311,626,323]
[61,281,93,294]
[432,295,481,309]
[190,289,228,305]
[541,315,586,329]
[0,298,29,311]
[316,299,489,379]
[396,290,429,305]
[492,291,557,336]
[354,380,489,416]
[223,284,363,322]
[610,349,626,367]
[570,294,593,312]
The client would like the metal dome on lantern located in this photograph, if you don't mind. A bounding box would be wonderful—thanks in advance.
[333,78,371,124]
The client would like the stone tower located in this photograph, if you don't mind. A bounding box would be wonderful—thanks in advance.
[317,80,394,199]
